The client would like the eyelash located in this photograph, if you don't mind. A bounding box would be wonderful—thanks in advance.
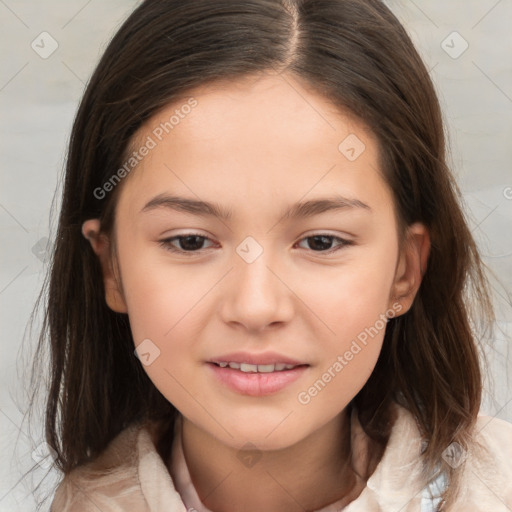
[158,233,354,256]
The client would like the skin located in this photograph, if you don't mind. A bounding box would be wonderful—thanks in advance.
[83,71,430,512]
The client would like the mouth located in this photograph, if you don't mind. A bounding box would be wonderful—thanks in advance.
[206,361,310,396]
[209,361,309,373]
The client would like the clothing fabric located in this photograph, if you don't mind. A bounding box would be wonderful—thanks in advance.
[50,402,512,511]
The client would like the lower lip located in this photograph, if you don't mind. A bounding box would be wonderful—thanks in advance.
[207,363,309,396]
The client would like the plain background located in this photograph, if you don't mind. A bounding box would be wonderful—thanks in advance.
[0,0,511,510]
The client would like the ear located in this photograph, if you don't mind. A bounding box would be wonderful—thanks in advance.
[388,222,430,316]
[82,219,128,313]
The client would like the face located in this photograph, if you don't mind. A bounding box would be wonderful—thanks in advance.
[84,71,428,451]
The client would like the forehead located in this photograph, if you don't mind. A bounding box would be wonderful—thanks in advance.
[117,73,392,221]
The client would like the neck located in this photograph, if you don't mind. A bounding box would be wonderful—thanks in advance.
[173,407,368,512]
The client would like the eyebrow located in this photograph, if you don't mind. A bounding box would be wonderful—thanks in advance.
[140,193,372,220]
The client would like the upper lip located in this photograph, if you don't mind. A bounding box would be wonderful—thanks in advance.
[208,351,308,366]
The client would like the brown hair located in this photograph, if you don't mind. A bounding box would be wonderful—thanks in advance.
[27,0,495,509]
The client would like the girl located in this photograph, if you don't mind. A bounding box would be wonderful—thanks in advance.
[31,0,512,510]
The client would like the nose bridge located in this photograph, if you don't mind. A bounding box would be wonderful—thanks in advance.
[221,236,293,330]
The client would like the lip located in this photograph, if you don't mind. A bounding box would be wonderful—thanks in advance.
[208,351,306,366]
[207,362,309,396]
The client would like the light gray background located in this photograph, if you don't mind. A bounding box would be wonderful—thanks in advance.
[1,1,511,510]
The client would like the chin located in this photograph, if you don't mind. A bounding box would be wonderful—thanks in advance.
[206,415,313,452]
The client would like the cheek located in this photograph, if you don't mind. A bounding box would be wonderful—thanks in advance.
[121,257,208,410]
[119,243,208,341]
[294,284,389,415]
[296,240,397,346]
[293,236,397,400]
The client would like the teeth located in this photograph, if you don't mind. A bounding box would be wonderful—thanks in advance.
[253,364,275,373]
[240,363,258,372]
[215,362,298,372]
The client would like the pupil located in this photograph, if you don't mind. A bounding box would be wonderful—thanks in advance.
[309,235,332,251]
[181,235,204,251]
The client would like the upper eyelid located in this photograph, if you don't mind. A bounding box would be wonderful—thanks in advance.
[160,232,353,252]
[160,231,351,242]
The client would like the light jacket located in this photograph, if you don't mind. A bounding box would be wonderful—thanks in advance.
[50,402,512,511]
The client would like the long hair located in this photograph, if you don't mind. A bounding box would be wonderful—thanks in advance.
[27,0,495,508]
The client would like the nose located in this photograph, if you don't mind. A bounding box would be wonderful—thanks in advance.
[219,247,294,333]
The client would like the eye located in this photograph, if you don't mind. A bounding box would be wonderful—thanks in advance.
[295,234,353,254]
[159,233,215,255]
[159,232,353,256]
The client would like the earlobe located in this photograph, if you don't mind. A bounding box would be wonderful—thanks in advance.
[81,219,128,314]
[389,223,430,314]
